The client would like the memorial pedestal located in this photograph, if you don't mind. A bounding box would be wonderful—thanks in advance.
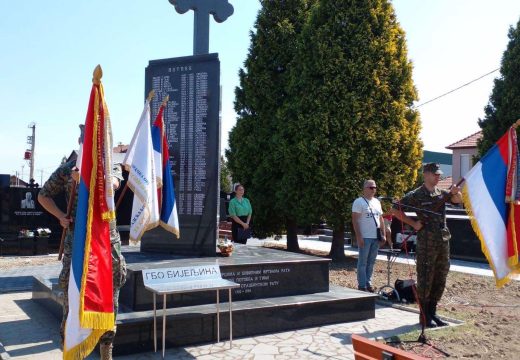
[120,244,330,311]
[16,235,48,255]
[18,236,35,255]
[35,236,49,255]
[32,245,377,355]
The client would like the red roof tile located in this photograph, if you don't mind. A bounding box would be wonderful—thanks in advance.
[437,176,453,191]
[113,144,128,153]
[446,131,482,149]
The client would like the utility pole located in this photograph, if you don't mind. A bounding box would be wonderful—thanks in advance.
[27,122,36,183]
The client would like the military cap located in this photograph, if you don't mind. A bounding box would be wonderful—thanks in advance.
[423,162,443,175]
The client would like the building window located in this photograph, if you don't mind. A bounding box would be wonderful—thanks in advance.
[460,154,471,178]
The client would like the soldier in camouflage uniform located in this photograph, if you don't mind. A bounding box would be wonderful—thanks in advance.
[38,159,127,360]
[392,163,461,328]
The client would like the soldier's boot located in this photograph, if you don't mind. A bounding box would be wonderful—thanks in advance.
[419,302,437,328]
[429,301,448,327]
[100,342,113,360]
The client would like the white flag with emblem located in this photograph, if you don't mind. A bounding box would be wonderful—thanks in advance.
[123,100,160,244]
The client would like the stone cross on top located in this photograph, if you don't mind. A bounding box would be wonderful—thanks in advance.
[169,0,234,55]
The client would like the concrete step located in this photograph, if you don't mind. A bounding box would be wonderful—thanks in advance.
[113,285,376,355]
[317,235,352,245]
[33,279,376,356]
[315,229,351,237]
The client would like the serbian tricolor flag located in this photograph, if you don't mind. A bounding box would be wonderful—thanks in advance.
[152,104,180,237]
[122,99,160,244]
[63,65,116,359]
[462,126,520,287]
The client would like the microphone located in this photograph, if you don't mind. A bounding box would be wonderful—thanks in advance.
[377,196,395,201]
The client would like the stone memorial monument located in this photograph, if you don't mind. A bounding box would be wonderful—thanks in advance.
[141,0,234,256]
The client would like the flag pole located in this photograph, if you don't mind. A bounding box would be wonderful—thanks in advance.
[59,66,103,260]
[148,90,156,102]
[58,181,77,260]
[92,64,102,85]
[162,95,169,106]
[115,90,156,210]
[454,177,465,187]
[115,182,129,210]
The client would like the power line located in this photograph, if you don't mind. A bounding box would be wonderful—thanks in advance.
[414,68,500,109]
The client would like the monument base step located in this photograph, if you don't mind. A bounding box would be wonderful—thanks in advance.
[116,285,376,355]
[32,277,376,356]
[317,235,351,244]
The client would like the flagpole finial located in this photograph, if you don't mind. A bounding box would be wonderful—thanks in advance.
[92,65,103,85]
[147,90,155,102]
[161,95,170,107]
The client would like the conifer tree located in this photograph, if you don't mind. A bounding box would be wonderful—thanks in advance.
[227,0,315,248]
[220,155,232,193]
[479,18,520,155]
[285,0,422,259]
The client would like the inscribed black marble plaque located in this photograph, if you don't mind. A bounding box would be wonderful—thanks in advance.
[143,54,220,256]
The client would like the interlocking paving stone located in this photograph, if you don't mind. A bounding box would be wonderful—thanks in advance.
[0,290,429,359]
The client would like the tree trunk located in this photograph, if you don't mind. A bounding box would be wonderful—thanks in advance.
[329,223,347,261]
[286,218,300,252]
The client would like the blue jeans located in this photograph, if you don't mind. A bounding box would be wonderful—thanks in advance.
[357,237,380,288]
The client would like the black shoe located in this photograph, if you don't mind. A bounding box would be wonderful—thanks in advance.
[358,286,367,292]
[366,285,376,293]
[420,312,437,328]
[419,302,437,328]
[431,314,448,327]
[429,302,448,327]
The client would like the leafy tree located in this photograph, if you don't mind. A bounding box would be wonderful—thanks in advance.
[285,0,422,260]
[227,0,316,248]
[220,155,232,193]
[478,18,520,155]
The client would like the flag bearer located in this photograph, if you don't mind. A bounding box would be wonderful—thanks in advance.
[391,163,461,328]
[38,159,127,359]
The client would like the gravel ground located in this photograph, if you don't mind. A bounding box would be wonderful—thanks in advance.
[0,254,60,271]
[266,244,520,359]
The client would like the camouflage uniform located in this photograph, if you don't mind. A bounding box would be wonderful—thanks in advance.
[39,161,127,345]
[398,185,451,306]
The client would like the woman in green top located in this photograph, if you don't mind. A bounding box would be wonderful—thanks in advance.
[228,184,252,244]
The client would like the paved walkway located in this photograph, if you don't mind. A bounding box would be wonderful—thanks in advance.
[0,236,476,359]
[252,236,498,278]
[0,291,424,360]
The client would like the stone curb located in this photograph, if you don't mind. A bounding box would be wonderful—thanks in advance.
[376,298,464,325]
[0,342,10,360]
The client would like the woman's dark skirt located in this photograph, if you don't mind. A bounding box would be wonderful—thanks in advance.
[231,216,249,244]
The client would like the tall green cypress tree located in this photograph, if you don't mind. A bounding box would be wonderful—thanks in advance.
[479,18,520,155]
[285,0,422,259]
[227,0,315,249]
[220,155,232,193]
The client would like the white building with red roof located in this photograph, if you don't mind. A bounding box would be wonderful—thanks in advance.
[446,131,483,183]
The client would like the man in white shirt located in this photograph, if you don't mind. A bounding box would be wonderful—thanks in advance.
[352,179,387,292]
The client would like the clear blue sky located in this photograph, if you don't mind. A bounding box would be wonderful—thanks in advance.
[1,0,520,184]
